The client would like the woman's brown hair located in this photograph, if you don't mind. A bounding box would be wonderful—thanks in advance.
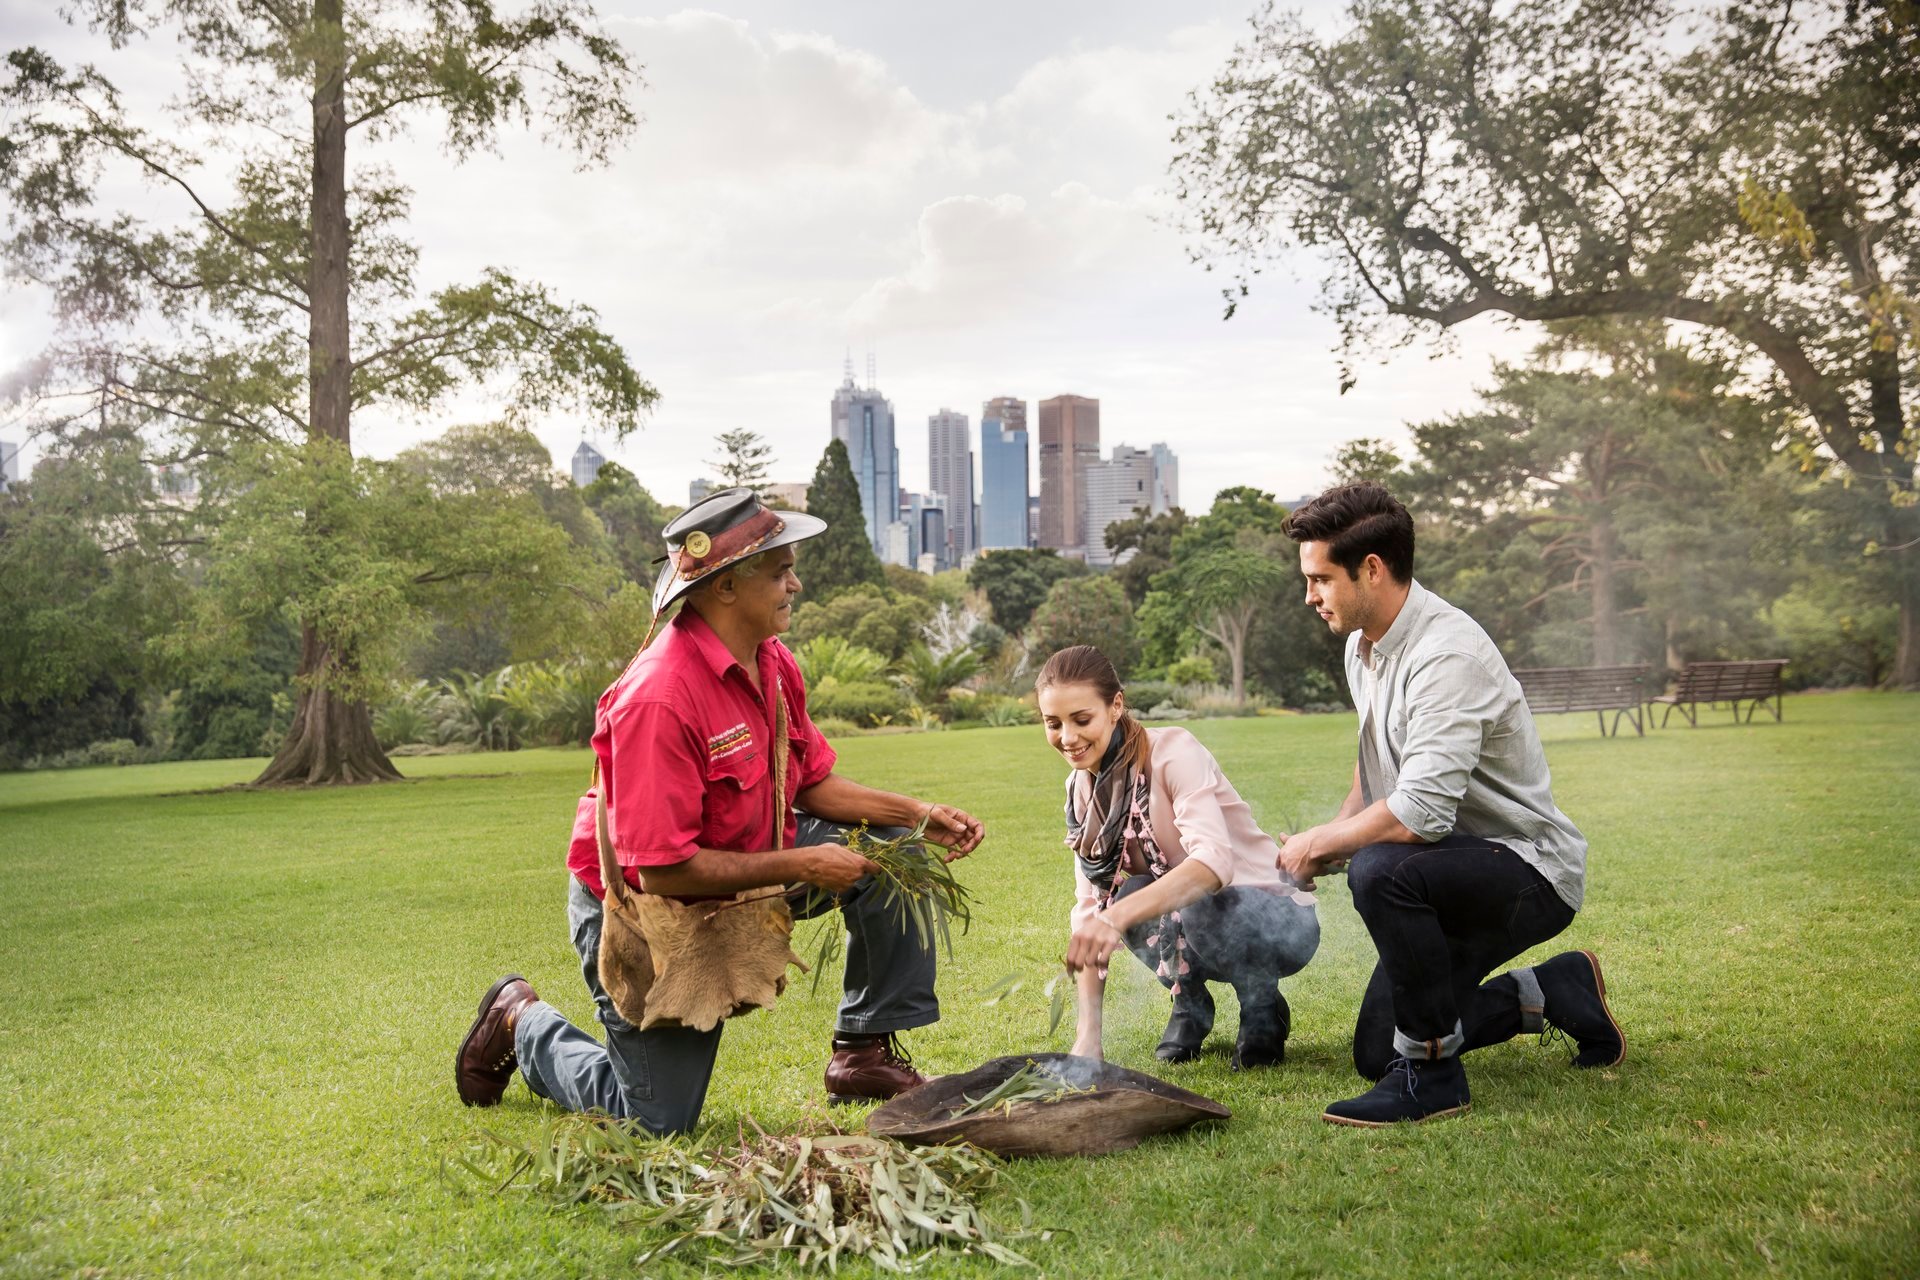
[1035,645,1151,772]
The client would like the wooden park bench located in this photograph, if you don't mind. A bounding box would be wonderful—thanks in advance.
[1648,659,1789,727]
[1512,665,1654,737]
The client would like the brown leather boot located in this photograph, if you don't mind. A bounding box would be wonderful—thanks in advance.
[456,974,539,1107]
[824,1032,928,1104]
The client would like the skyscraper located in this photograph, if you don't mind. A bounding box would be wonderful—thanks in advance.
[1036,394,1100,553]
[830,357,900,556]
[571,440,607,488]
[979,408,1030,551]
[983,396,1027,440]
[901,491,949,572]
[926,408,973,564]
[1084,445,1156,567]
[1150,442,1180,514]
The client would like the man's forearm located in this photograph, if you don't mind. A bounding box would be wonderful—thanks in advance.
[635,846,815,897]
[1318,799,1423,859]
[794,772,923,828]
[1335,763,1365,821]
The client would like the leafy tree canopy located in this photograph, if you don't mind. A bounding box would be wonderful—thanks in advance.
[1173,0,1919,682]
[0,0,656,781]
[1030,575,1136,675]
[966,548,1088,634]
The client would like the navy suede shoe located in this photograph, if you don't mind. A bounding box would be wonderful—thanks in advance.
[1322,1055,1471,1127]
[1536,950,1626,1068]
[1155,982,1214,1063]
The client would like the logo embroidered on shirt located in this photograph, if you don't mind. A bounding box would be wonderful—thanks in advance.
[707,723,753,760]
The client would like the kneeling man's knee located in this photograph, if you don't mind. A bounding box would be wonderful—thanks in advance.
[1343,843,1406,911]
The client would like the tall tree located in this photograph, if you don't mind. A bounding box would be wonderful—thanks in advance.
[1175,544,1287,708]
[1103,507,1189,607]
[0,425,191,760]
[1173,0,1919,683]
[1407,328,1789,665]
[800,440,885,602]
[1,1,654,783]
[709,429,774,494]
[966,548,1087,635]
[581,461,671,587]
[1030,575,1136,672]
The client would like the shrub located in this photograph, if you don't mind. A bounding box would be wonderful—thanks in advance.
[810,716,862,738]
[1178,683,1270,717]
[976,695,1035,727]
[1122,681,1175,713]
[893,643,981,714]
[1166,654,1217,686]
[809,680,907,726]
[794,636,889,688]
[436,669,523,750]
[503,660,610,746]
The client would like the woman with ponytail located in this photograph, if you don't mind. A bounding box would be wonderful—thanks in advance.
[1039,646,1319,1068]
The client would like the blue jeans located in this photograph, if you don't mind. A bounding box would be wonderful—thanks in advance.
[514,817,938,1134]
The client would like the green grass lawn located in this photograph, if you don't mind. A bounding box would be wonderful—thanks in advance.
[2,693,1916,1278]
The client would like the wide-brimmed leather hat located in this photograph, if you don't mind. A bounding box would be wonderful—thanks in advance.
[651,487,827,615]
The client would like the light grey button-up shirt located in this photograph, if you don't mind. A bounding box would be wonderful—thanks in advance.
[1346,580,1587,910]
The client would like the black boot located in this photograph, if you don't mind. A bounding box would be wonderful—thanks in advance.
[1155,982,1214,1063]
[1533,950,1625,1068]
[1231,986,1290,1070]
[1322,1055,1471,1127]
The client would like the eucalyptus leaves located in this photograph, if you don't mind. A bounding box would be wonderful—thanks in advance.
[806,816,974,992]
[948,1061,1093,1120]
[456,1117,1046,1272]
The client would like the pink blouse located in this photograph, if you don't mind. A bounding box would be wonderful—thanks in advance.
[1068,725,1317,931]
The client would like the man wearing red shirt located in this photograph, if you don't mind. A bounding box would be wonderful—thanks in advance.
[454,489,984,1133]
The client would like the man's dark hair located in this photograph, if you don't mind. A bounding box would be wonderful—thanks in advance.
[1282,482,1415,582]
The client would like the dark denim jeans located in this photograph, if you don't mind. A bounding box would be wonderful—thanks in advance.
[514,816,938,1134]
[1346,835,1575,1079]
[1110,874,1320,1008]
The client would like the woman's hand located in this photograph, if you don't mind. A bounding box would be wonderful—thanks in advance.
[1064,912,1127,974]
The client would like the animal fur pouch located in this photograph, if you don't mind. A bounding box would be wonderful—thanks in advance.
[589,687,805,1032]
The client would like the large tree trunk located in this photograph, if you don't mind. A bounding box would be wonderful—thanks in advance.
[1887,497,1920,688]
[256,0,397,785]
[1588,508,1620,666]
[256,625,403,785]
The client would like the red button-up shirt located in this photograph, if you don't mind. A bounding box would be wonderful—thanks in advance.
[566,609,838,899]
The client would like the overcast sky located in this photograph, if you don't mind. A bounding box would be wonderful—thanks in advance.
[0,0,1536,511]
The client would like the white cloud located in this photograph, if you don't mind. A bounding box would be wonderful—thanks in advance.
[0,2,1534,511]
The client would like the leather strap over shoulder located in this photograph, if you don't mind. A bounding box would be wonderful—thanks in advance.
[772,674,791,852]
[593,760,633,909]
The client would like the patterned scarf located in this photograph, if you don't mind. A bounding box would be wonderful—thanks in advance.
[1064,728,1191,994]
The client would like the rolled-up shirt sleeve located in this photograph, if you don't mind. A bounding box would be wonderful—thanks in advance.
[1070,862,1100,932]
[605,697,708,867]
[1158,734,1237,888]
[1386,650,1498,840]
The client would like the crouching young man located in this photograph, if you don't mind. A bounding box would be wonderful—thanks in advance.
[454,488,984,1133]
[1275,483,1624,1126]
